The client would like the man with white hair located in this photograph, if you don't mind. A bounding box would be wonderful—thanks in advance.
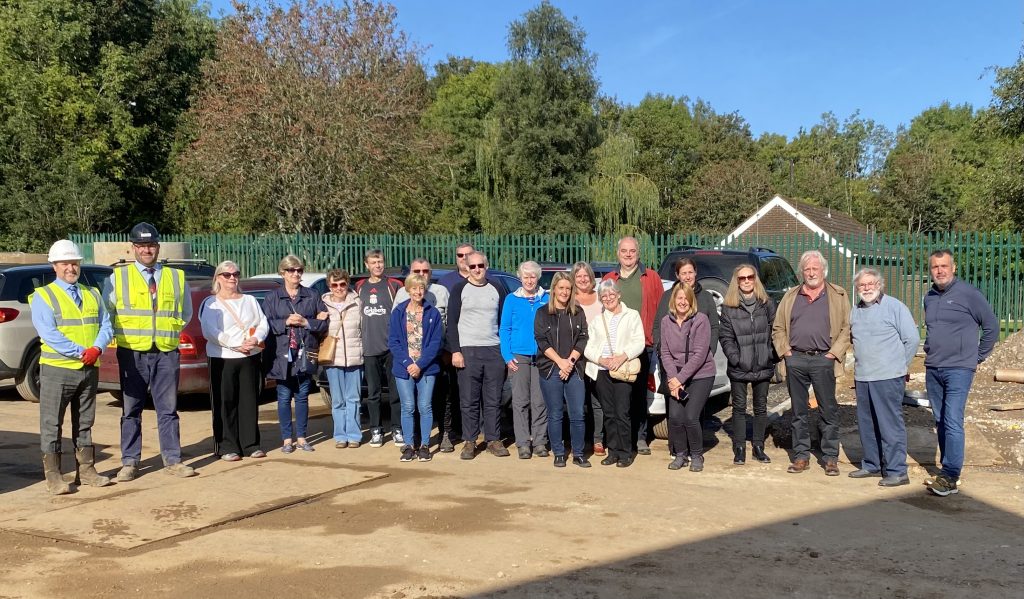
[31,240,114,494]
[772,250,851,476]
[848,268,919,487]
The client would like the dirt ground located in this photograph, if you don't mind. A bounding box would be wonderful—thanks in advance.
[0,369,1022,599]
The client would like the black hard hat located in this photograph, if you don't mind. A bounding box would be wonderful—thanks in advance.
[129,222,160,244]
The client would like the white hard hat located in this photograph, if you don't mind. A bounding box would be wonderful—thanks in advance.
[48,239,84,262]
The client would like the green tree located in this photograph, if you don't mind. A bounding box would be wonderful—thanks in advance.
[588,132,660,235]
[0,0,215,249]
[171,0,443,234]
[478,0,600,233]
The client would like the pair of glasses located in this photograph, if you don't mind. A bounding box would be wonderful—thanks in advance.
[468,263,486,270]
[411,269,430,275]
[218,272,241,279]
[330,282,348,288]
[737,274,756,282]
[284,268,304,274]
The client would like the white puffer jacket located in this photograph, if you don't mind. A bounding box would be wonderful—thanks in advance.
[321,292,364,367]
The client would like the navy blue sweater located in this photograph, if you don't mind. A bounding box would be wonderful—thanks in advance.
[923,278,998,370]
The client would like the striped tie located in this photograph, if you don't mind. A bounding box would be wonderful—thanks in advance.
[69,285,81,309]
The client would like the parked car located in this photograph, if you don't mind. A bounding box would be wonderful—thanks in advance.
[646,247,798,437]
[251,271,330,296]
[0,263,114,402]
[96,277,282,400]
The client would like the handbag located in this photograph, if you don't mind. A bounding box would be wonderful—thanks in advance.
[601,312,640,382]
[316,305,343,365]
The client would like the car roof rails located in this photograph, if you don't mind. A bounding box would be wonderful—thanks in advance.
[668,245,700,252]
[748,246,777,254]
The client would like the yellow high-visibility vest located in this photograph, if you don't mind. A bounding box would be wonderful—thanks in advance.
[111,266,187,351]
[31,282,102,370]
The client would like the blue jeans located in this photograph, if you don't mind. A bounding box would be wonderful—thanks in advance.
[276,373,311,441]
[926,367,974,479]
[539,370,586,457]
[855,377,908,477]
[395,375,435,448]
[325,366,362,443]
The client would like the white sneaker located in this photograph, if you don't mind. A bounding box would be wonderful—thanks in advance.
[393,430,405,447]
[369,429,384,448]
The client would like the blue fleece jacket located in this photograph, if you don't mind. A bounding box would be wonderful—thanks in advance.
[923,277,998,371]
[388,300,443,379]
[499,287,548,363]
[851,294,920,381]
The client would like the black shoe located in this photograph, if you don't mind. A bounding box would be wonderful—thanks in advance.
[733,444,746,465]
[600,456,617,466]
[636,441,651,456]
[553,455,567,468]
[751,444,771,463]
[572,456,591,468]
[848,468,883,479]
[616,456,634,468]
[879,474,910,487]
[517,446,532,459]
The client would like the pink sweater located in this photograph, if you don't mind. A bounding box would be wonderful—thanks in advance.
[659,312,715,384]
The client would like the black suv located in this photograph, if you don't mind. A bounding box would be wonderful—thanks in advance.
[657,246,799,305]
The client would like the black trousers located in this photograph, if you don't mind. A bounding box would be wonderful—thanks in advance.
[432,352,462,441]
[595,371,633,460]
[364,352,399,432]
[458,345,505,442]
[667,376,714,459]
[785,352,839,460]
[730,378,771,445]
[209,355,262,455]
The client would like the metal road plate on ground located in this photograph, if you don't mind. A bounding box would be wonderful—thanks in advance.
[0,462,387,549]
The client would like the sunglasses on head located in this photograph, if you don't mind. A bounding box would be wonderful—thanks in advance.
[329,281,348,288]
[284,267,304,273]
[737,274,756,282]
[218,271,241,279]
[468,263,486,270]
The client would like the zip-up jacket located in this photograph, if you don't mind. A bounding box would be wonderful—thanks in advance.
[534,306,589,379]
[321,292,364,367]
[923,277,998,370]
[499,287,548,363]
[388,300,443,379]
[719,297,777,382]
[602,262,664,348]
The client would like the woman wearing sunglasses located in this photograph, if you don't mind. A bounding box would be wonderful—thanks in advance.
[321,269,364,448]
[262,255,328,453]
[718,264,777,465]
[200,261,269,461]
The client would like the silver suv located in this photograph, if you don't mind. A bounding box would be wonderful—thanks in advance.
[0,264,113,401]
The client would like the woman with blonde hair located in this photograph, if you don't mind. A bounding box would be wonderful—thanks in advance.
[535,272,590,467]
[200,261,269,460]
[659,283,715,472]
[719,264,777,465]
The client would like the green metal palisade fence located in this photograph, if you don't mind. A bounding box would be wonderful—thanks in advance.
[72,231,1024,337]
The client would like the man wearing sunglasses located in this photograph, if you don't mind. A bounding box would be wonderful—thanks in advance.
[103,222,196,481]
[396,258,456,450]
[447,251,509,459]
[438,242,474,292]
[355,248,405,447]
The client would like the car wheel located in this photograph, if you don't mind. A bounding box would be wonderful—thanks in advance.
[652,416,669,440]
[697,277,728,314]
[15,344,41,403]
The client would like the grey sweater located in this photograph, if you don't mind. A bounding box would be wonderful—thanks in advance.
[850,294,919,381]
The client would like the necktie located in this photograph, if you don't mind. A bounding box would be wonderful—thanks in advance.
[69,285,81,309]
[145,267,157,311]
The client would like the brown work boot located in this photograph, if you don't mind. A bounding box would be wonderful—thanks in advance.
[42,453,70,495]
[487,440,510,457]
[787,458,809,474]
[824,458,840,476]
[75,446,112,487]
[460,438,478,460]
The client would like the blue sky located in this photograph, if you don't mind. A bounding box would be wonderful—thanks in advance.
[205,0,1024,139]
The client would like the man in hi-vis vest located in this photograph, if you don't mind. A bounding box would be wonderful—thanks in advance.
[103,223,195,481]
[30,240,114,495]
